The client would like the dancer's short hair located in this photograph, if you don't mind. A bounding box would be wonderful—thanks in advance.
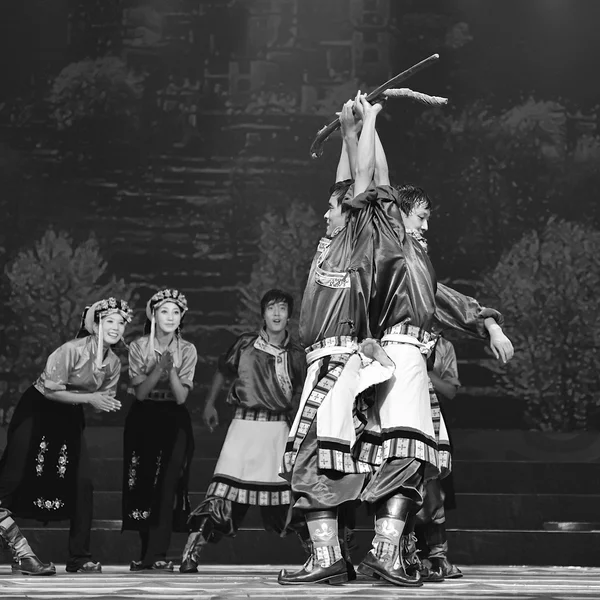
[395,184,432,216]
[329,179,354,212]
[260,289,294,318]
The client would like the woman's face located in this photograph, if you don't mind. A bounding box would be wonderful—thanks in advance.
[155,302,182,335]
[97,314,126,346]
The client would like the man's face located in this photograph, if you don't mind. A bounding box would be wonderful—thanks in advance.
[263,301,289,336]
[402,202,430,235]
[324,192,346,237]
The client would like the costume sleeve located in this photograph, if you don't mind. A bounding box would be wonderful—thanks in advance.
[98,357,122,398]
[434,282,504,340]
[38,342,78,394]
[434,339,461,388]
[217,335,251,377]
[345,183,407,340]
[128,340,148,387]
[178,342,198,389]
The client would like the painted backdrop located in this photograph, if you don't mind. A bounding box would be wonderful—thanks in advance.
[1,0,599,431]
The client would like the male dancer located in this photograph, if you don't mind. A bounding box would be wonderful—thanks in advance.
[347,94,513,587]
[278,101,396,586]
[280,94,513,587]
[179,289,306,573]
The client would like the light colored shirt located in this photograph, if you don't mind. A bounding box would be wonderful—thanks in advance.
[128,335,197,390]
[34,335,121,397]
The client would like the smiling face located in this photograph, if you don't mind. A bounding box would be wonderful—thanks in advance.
[96,314,126,346]
[263,300,289,336]
[324,191,346,237]
[154,301,182,335]
[402,201,431,235]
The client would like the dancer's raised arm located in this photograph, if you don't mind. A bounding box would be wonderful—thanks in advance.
[354,94,383,196]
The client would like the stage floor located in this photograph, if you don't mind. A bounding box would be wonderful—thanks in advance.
[0,565,598,599]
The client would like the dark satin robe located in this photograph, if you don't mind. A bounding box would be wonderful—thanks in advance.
[344,184,502,340]
[219,333,306,415]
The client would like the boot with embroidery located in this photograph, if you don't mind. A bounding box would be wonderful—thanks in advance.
[278,510,348,585]
[357,495,422,587]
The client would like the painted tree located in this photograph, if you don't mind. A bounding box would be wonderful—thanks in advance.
[237,202,322,336]
[480,219,600,431]
[0,230,137,423]
[49,56,146,133]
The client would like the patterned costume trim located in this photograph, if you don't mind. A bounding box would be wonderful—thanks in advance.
[130,509,150,520]
[206,475,290,506]
[233,407,288,422]
[282,354,351,474]
[127,452,139,490]
[57,444,68,479]
[34,497,64,511]
[35,437,48,477]
[357,428,440,469]
[313,236,351,290]
[253,331,293,402]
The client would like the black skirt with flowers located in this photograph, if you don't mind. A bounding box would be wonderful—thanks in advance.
[0,386,83,521]
[121,397,194,532]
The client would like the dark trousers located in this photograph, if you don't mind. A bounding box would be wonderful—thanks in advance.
[138,430,187,564]
[0,417,93,563]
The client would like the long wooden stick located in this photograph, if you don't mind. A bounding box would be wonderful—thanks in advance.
[309,53,440,159]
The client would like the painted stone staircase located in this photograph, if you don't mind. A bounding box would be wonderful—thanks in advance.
[3,426,600,567]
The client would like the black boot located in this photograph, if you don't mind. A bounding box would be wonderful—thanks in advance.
[278,557,349,586]
[356,496,422,587]
[0,520,55,576]
[278,510,348,586]
[339,526,357,581]
[403,533,444,583]
[428,556,463,579]
[179,516,213,574]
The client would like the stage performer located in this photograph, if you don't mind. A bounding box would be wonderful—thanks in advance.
[342,94,513,587]
[179,289,306,574]
[0,297,132,575]
[123,288,197,572]
[278,99,397,587]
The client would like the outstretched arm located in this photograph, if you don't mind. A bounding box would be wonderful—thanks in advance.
[434,282,514,364]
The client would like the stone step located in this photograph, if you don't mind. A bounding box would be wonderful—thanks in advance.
[87,457,600,495]
[82,492,600,530]
[14,526,600,567]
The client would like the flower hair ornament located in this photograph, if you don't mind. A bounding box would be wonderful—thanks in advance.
[145,289,188,364]
[82,298,133,368]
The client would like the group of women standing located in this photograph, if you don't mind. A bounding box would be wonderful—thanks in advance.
[0,289,197,575]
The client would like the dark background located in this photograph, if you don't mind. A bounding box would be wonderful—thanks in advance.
[1,0,599,432]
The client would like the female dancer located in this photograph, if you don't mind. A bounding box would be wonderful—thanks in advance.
[0,297,132,574]
[122,288,197,572]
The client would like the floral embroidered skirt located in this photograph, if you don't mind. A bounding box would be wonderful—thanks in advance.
[0,386,84,521]
[121,399,194,532]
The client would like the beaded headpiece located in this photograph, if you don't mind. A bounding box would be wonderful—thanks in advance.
[146,289,189,367]
[81,298,133,368]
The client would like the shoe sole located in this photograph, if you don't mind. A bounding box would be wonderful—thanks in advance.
[278,573,349,586]
[11,569,56,576]
[356,563,423,587]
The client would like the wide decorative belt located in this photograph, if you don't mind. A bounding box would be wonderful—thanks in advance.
[305,336,359,366]
[146,390,175,402]
[233,407,288,422]
[381,323,436,355]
